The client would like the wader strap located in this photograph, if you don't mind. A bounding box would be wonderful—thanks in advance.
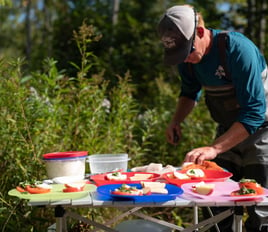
[218,31,231,81]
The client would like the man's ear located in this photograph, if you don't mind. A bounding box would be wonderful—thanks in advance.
[197,27,204,38]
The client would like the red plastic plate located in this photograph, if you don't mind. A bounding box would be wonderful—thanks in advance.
[90,172,161,186]
[162,169,233,187]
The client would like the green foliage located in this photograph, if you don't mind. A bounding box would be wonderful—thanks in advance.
[0,20,217,232]
[0,0,11,6]
[0,23,142,231]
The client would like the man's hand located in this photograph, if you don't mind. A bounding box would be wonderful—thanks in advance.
[184,122,250,164]
[166,123,181,145]
[184,146,218,164]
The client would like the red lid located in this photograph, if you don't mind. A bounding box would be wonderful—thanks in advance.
[43,151,88,159]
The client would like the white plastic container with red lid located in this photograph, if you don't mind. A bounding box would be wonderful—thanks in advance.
[43,151,88,179]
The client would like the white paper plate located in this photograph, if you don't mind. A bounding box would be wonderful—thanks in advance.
[52,175,84,184]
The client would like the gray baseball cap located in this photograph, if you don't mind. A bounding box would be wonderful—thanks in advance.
[158,6,196,65]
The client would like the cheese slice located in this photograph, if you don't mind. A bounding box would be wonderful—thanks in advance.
[173,171,191,180]
[107,173,127,180]
[186,169,205,178]
[129,173,153,181]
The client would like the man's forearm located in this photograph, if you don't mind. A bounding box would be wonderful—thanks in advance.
[172,96,196,124]
[211,122,250,154]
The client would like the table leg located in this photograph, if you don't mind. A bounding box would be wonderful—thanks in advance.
[55,205,67,232]
[234,206,243,232]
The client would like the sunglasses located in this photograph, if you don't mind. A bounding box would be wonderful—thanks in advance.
[190,9,197,53]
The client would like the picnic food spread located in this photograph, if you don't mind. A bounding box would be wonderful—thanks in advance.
[9,160,268,203]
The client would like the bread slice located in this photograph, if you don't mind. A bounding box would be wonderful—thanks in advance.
[141,181,166,188]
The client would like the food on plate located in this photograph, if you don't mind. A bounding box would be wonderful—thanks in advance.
[231,178,264,196]
[182,162,194,168]
[239,178,264,194]
[25,185,51,194]
[129,173,153,181]
[131,163,162,172]
[169,168,205,180]
[186,169,205,178]
[161,165,177,174]
[63,181,86,193]
[181,161,224,171]
[131,163,176,174]
[111,182,168,196]
[106,172,155,181]
[16,181,52,194]
[16,186,27,193]
[111,184,144,196]
[192,181,215,195]
[106,172,127,181]
[141,181,168,194]
[173,172,191,180]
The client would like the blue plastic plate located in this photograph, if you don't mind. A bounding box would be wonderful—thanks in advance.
[97,183,183,202]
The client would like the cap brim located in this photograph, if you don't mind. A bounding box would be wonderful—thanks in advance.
[164,36,193,65]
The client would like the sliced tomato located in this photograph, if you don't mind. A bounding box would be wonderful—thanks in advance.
[111,190,143,196]
[239,182,264,195]
[16,186,27,193]
[231,190,256,197]
[25,186,51,194]
[63,186,84,193]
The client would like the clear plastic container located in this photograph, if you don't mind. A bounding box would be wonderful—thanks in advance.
[87,154,129,174]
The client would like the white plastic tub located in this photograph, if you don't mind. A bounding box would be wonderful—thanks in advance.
[43,151,88,179]
[87,154,130,174]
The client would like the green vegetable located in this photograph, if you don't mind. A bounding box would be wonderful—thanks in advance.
[112,172,120,176]
[116,184,138,193]
[239,178,257,183]
[236,186,256,195]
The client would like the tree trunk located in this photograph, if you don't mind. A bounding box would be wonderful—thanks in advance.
[112,0,120,26]
[25,0,31,62]
[259,0,267,52]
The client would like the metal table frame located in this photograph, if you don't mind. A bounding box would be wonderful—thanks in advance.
[29,191,267,232]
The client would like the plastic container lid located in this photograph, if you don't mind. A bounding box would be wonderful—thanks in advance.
[43,151,88,160]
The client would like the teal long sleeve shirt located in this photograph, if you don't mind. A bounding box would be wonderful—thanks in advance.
[178,29,267,134]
